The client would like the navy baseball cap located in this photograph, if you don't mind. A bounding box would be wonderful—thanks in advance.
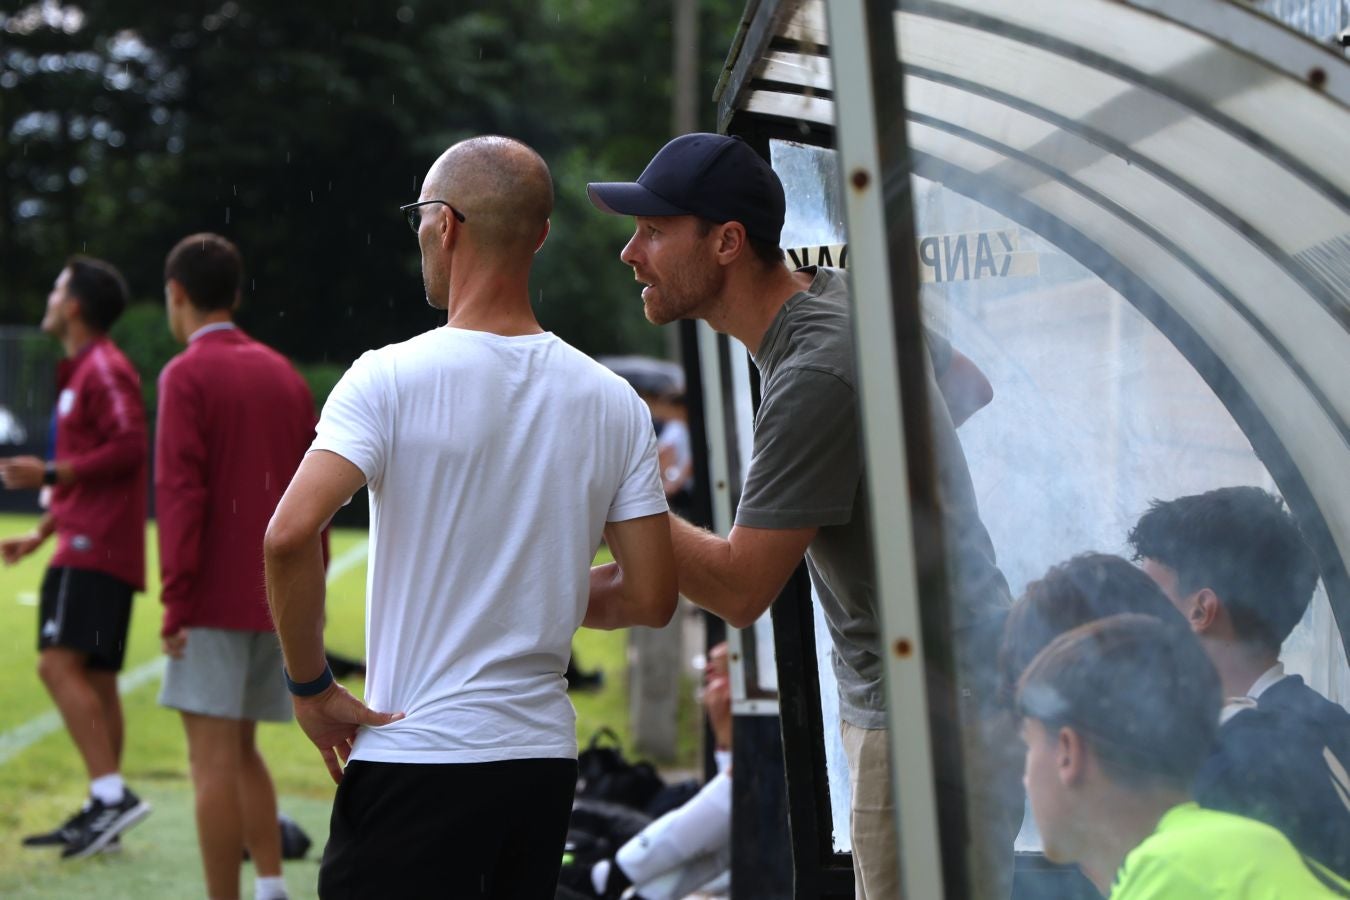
[587,133,786,246]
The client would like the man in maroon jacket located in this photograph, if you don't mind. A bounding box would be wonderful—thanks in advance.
[155,233,315,900]
[0,256,152,859]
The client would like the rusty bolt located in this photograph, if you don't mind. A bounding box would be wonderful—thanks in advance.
[1310,67,1327,88]
[850,168,871,190]
[893,637,913,658]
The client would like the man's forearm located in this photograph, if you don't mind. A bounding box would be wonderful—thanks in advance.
[65,431,145,484]
[34,513,55,540]
[669,515,756,626]
[265,532,329,682]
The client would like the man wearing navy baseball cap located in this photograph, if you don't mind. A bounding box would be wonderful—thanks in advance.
[588,134,1015,899]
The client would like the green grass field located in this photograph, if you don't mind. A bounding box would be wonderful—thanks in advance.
[0,513,694,898]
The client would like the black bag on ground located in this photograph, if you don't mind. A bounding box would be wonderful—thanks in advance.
[562,797,654,873]
[576,727,665,811]
[242,812,312,861]
[643,777,701,819]
[568,797,654,851]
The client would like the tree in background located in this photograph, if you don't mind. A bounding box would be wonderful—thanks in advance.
[1,0,744,386]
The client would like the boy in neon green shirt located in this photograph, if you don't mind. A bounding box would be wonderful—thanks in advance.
[1016,614,1349,898]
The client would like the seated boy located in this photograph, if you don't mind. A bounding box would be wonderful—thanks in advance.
[1016,613,1349,898]
[998,552,1187,704]
[1129,486,1350,877]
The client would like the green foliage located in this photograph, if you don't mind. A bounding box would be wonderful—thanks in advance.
[2,0,746,373]
[108,302,178,422]
[294,361,346,413]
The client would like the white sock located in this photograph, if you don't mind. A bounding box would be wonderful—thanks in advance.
[255,875,289,900]
[591,859,612,895]
[89,773,125,805]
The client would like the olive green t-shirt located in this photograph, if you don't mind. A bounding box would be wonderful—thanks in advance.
[1111,803,1350,899]
[736,266,1010,728]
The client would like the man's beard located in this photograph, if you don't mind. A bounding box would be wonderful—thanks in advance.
[643,261,720,326]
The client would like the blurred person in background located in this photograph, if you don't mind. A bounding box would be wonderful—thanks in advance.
[561,642,734,900]
[1016,613,1349,897]
[0,256,151,858]
[156,233,318,900]
[1129,486,1350,879]
[650,391,694,515]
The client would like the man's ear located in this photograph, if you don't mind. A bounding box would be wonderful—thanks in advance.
[534,218,550,254]
[714,221,748,265]
[1190,588,1222,634]
[438,204,459,251]
[166,278,190,310]
[1057,725,1088,787]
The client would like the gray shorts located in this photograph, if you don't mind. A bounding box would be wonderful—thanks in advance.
[158,627,293,723]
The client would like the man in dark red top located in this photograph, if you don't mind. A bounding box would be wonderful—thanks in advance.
[0,256,152,859]
[155,233,315,900]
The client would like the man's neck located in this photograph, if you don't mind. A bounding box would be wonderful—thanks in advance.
[185,311,234,342]
[1075,787,1186,895]
[61,326,96,359]
[1208,642,1281,699]
[445,266,543,337]
[713,265,814,355]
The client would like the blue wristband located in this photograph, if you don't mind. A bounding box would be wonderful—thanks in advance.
[284,663,334,697]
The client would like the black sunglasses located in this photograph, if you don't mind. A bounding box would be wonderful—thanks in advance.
[399,199,466,234]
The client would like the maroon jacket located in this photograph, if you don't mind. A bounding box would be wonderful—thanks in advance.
[50,336,148,590]
[155,325,317,636]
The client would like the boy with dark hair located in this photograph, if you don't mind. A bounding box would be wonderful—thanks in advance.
[1017,613,1349,897]
[1129,486,1350,877]
[157,232,316,900]
[998,552,1187,703]
[0,256,151,858]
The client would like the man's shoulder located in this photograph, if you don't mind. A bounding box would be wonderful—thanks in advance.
[770,274,855,380]
[75,338,140,391]
[1207,676,1350,784]
[158,347,194,385]
[1233,676,1350,736]
[761,363,855,407]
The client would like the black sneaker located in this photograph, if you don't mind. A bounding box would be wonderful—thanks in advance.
[21,803,92,848]
[60,790,151,860]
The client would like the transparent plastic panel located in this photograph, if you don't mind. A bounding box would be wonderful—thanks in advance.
[773,138,852,852]
[775,137,1350,865]
[746,2,1350,888]
[921,0,1350,190]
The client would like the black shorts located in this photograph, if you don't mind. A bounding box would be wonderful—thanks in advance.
[38,567,135,671]
[319,757,578,900]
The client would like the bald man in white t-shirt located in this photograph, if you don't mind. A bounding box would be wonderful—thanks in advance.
[265,136,676,899]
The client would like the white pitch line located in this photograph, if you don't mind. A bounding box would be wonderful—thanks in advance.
[326,539,371,582]
[0,538,369,767]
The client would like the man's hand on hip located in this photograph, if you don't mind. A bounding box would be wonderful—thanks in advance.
[293,682,405,784]
[161,629,188,659]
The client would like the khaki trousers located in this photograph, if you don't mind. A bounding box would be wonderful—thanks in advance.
[842,721,902,900]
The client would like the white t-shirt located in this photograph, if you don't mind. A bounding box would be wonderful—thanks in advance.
[311,326,667,764]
